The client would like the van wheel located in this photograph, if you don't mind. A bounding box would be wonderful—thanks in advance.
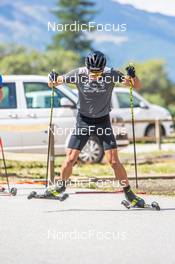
[145,124,165,137]
[79,136,104,163]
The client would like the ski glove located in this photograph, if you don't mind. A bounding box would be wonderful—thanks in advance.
[49,70,58,82]
[125,64,136,78]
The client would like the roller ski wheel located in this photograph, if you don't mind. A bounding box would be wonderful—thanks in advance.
[121,200,160,210]
[151,201,160,211]
[0,186,5,192]
[59,193,69,201]
[27,191,37,200]
[10,187,17,196]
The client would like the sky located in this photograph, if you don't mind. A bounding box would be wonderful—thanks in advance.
[114,0,175,16]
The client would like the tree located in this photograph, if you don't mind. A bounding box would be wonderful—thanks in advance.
[49,0,96,57]
[119,59,175,117]
[0,44,26,60]
[0,45,80,75]
[135,60,175,106]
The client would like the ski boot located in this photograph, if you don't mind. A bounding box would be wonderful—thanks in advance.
[124,186,145,208]
[44,184,66,198]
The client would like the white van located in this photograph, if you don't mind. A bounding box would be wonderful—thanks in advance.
[73,87,174,139]
[111,88,174,139]
[0,75,129,163]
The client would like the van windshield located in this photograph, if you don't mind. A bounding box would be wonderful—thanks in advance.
[115,91,142,108]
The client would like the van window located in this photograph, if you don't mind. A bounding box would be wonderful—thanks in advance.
[0,83,17,109]
[117,92,141,108]
[24,82,65,109]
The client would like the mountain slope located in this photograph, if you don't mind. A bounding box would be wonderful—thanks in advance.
[0,0,174,80]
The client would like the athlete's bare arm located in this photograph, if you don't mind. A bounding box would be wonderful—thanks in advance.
[122,75,142,90]
[123,64,142,90]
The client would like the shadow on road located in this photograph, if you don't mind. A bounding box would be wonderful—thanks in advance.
[159,208,175,211]
[45,207,175,213]
[47,209,127,213]
[46,207,175,213]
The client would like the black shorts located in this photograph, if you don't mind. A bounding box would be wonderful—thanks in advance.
[68,112,117,151]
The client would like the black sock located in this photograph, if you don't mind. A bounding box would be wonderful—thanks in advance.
[123,185,131,193]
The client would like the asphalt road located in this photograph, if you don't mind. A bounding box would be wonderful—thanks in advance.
[0,186,175,264]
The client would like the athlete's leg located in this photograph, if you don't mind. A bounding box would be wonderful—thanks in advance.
[105,148,145,207]
[56,124,90,191]
[105,148,129,187]
[60,148,80,181]
[101,119,145,207]
[60,111,90,182]
[97,117,129,186]
[45,148,79,196]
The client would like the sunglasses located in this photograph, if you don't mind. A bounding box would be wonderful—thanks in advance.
[89,71,103,77]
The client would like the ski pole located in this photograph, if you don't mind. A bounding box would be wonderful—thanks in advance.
[0,138,10,192]
[46,70,56,187]
[129,79,138,188]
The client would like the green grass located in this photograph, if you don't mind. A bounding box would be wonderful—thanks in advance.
[119,149,174,160]
[0,151,174,181]
[1,152,175,195]
[136,162,175,175]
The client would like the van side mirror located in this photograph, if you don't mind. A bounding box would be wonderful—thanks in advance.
[60,97,75,108]
[139,101,149,109]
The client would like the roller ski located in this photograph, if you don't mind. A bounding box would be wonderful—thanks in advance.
[0,137,17,196]
[122,186,160,210]
[121,199,160,210]
[27,185,69,201]
[0,186,17,196]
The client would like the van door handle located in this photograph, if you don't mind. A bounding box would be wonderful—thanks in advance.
[9,114,18,118]
[27,113,37,118]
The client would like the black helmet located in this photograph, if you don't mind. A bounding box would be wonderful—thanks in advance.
[85,50,106,71]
